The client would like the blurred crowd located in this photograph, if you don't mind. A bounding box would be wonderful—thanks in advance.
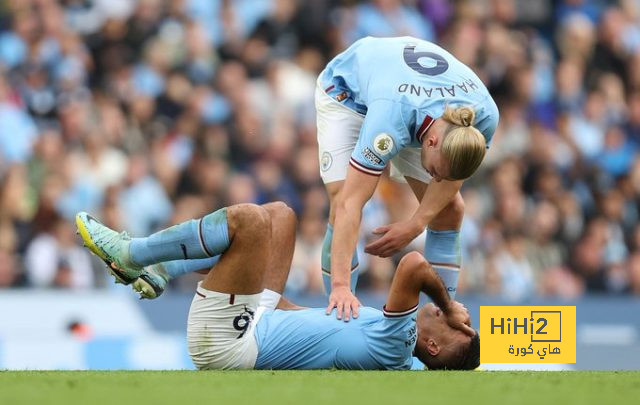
[1,0,640,300]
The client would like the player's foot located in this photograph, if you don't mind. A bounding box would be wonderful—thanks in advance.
[75,212,143,284]
[131,263,170,299]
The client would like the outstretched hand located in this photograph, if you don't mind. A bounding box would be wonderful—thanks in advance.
[326,286,361,322]
[444,301,475,337]
[365,221,423,258]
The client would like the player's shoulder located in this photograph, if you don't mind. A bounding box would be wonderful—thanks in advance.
[349,36,440,58]
[366,96,429,125]
[360,97,418,141]
[473,95,500,140]
[358,306,417,323]
[353,35,438,47]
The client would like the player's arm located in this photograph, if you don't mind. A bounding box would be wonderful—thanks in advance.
[328,99,405,321]
[385,252,474,336]
[385,251,449,313]
[412,179,463,228]
[276,297,306,310]
[327,166,379,320]
[366,179,463,257]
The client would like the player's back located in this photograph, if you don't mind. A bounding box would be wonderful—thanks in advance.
[253,306,416,370]
[320,36,499,143]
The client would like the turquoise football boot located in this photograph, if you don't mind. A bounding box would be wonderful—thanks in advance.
[75,212,143,285]
[131,263,170,299]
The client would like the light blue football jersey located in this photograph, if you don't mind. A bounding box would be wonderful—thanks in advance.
[319,36,499,176]
[254,306,417,370]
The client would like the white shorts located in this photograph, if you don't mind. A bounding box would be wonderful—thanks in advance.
[187,282,268,370]
[315,80,432,185]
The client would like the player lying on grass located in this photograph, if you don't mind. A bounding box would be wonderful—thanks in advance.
[76,202,479,370]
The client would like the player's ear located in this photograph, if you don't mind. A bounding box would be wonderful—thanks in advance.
[426,338,440,356]
[426,133,436,147]
[426,128,440,148]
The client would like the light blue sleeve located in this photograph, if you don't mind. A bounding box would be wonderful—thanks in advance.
[411,357,426,370]
[349,99,412,176]
[363,311,417,370]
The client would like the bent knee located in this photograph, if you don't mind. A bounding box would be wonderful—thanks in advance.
[228,203,271,234]
[398,251,427,273]
[264,201,297,225]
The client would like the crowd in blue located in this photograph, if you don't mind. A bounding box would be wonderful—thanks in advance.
[1,0,639,300]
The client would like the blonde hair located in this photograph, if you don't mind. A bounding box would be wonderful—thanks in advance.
[440,106,486,180]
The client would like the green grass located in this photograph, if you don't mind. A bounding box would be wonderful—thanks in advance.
[0,371,638,405]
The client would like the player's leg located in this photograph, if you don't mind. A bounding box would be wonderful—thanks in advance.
[405,177,463,298]
[128,202,281,295]
[260,202,301,309]
[315,82,361,294]
[157,258,220,279]
[199,203,271,294]
[76,205,233,284]
[132,257,220,299]
[188,203,272,370]
[390,148,463,298]
[133,201,297,299]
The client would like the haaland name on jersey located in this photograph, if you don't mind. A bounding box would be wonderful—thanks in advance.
[319,36,500,177]
[397,78,481,99]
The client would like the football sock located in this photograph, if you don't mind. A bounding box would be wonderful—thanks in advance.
[259,289,282,309]
[424,228,461,299]
[160,256,221,279]
[129,208,229,266]
[321,223,360,295]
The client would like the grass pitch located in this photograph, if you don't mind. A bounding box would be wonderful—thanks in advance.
[0,370,638,405]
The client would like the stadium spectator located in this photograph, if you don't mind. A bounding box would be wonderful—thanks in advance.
[0,0,639,300]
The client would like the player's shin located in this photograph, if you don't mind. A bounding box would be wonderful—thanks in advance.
[424,229,461,298]
[161,256,220,278]
[321,224,360,294]
[129,208,230,266]
[127,256,221,300]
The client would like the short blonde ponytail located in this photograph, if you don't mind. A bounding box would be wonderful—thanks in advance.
[442,106,476,127]
[440,106,486,180]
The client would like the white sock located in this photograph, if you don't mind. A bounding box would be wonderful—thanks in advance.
[259,288,282,309]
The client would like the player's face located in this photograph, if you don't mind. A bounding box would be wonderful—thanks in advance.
[421,125,451,182]
[420,303,450,335]
[417,303,474,367]
[419,303,469,343]
[423,151,450,182]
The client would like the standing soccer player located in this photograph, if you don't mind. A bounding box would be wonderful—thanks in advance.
[316,36,499,320]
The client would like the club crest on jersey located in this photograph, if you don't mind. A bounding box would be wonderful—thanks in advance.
[373,133,393,156]
[321,151,333,172]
